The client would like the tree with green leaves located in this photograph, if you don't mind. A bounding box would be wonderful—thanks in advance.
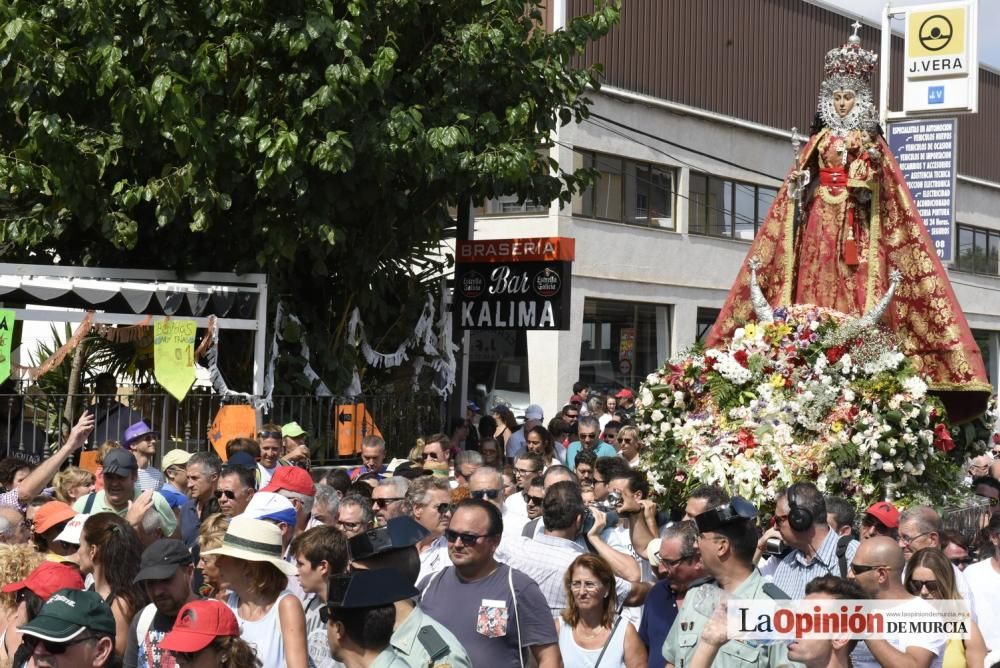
[0,0,618,392]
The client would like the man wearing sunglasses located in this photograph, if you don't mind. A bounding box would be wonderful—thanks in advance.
[214,464,256,518]
[17,589,117,668]
[859,501,899,541]
[897,506,974,604]
[847,536,945,668]
[372,477,410,525]
[419,499,561,668]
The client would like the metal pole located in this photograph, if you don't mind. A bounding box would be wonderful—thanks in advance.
[879,2,894,128]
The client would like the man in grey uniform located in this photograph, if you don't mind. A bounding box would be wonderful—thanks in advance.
[663,496,801,668]
[348,516,472,668]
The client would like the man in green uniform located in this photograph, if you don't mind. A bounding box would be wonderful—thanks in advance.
[324,568,414,667]
[349,516,472,668]
[663,495,801,668]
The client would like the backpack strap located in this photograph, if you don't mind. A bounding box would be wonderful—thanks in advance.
[137,604,157,663]
[521,518,539,538]
[82,492,97,514]
[836,535,853,577]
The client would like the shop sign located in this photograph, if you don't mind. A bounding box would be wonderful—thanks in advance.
[888,118,956,262]
[456,237,574,330]
[901,1,978,115]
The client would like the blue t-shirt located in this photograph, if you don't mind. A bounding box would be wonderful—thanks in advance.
[565,440,617,469]
[638,580,678,668]
[158,483,187,509]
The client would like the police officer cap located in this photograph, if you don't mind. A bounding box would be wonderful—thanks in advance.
[348,516,430,561]
[327,568,419,608]
[694,495,758,533]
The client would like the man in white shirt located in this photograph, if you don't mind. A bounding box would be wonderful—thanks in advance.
[897,506,974,604]
[964,513,1000,652]
[848,536,945,668]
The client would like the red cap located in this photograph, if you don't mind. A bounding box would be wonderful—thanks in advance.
[159,600,240,652]
[616,388,635,400]
[261,466,316,497]
[865,501,900,529]
[2,562,84,599]
[33,501,78,535]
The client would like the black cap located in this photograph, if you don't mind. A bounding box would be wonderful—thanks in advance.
[327,568,418,608]
[392,461,433,480]
[134,539,193,583]
[348,517,429,561]
[103,449,138,476]
[694,496,758,533]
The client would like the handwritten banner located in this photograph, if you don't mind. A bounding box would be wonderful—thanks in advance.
[154,320,196,401]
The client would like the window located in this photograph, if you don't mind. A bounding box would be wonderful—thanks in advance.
[572,150,674,229]
[580,299,669,390]
[483,195,547,215]
[955,223,1000,276]
[688,173,778,240]
[973,330,994,385]
[696,308,721,343]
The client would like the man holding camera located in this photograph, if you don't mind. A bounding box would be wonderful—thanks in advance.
[771,482,858,599]
[663,496,795,668]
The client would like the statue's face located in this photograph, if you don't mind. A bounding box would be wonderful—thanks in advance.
[833,89,856,118]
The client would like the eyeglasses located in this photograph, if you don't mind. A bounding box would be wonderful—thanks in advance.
[569,580,602,592]
[337,519,364,531]
[774,514,789,526]
[906,578,939,595]
[433,503,455,516]
[470,489,501,500]
[849,563,886,575]
[564,413,579,420]
[617,437,634,444]
[372,497,403,508]
[578,432,597,440]
[660,554,696,569]
[23,634,97,655]
[523,493,544,506]
[898,531,932,546]
[258,431,282,440]
[514,467,537,477]
[444,529,492,546]
[950,557,973,567]
[214,490,237,500]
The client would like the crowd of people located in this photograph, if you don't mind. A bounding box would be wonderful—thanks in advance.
[0,383,996,667]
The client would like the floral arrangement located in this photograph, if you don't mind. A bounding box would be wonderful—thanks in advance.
[636,304,995,512]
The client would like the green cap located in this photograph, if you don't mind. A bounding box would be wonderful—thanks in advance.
[281,422,306,438]
[18,589,116,643]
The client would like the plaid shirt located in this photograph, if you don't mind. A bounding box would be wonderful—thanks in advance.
[772,528,858,599]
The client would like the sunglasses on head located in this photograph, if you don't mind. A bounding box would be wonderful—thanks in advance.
[258,431,282,439]
[470,488,501,500]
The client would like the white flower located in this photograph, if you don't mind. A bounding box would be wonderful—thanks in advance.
[651,410,664,423]
[902,376,928,399]
[883,462,896,473]
[842,388,856,402]
[639,388,654,406]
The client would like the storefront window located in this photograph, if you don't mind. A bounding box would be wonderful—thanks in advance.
[579,299,669,392]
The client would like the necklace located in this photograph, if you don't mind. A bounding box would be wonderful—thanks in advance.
[576,622,608,639]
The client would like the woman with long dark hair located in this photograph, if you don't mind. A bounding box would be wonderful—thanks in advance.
[77,512,147,656]
[526,426,559,467]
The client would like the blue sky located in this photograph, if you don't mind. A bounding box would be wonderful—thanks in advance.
[809,0,999,70]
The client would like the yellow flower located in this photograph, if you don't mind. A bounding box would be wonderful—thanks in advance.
[831,422,843,433]
[769,373,785,388]
[766,322,792,344]
[744,323,758,339]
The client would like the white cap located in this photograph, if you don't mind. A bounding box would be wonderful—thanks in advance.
[525,404,544,421]
[243,491,297,525]
[646,538,662,568]
[55,513,90,545]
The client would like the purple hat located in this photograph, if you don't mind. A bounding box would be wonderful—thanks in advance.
[123,421,157,448]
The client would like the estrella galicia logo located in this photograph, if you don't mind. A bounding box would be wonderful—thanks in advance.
[533,267,562,298]
[928,86,945,104]
[460,271,485,299]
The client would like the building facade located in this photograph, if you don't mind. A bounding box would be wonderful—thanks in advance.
[464,0,1000,419]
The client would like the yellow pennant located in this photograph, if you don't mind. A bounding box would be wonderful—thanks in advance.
[153,319,197,401]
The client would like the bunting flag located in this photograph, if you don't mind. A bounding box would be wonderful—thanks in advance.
[153,319,197,400]
[0,310,13,383]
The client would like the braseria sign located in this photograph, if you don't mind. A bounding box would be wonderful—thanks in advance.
[455,237,574,330]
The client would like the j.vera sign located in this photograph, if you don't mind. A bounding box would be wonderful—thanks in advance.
[455,237,574,330]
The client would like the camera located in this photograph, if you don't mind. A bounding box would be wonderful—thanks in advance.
[764,537,787,557]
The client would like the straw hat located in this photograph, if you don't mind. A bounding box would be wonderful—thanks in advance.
[201,515,296,576]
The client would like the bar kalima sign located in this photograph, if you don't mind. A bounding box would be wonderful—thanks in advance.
[455,238,574,330]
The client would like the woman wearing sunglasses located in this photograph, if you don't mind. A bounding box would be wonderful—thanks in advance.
[904,547,987,668]
[558,554,646,668]
[160,599,261,667]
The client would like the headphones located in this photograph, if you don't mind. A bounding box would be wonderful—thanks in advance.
[787,486,814,533]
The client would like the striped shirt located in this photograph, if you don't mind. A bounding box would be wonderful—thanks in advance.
[772,528,858,599]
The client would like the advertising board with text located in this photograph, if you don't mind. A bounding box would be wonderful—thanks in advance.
[888,118,957,262]
[455,238,574,331]
[901,1,978,115]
